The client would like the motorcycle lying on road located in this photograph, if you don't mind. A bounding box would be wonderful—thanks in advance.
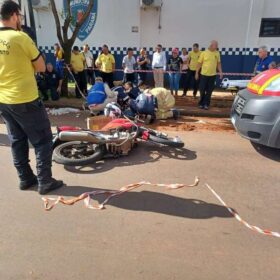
[52,117,184,166]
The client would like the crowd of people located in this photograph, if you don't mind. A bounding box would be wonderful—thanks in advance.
[47,41,279,112]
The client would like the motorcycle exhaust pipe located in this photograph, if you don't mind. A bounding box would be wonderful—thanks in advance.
[58,131,104,144]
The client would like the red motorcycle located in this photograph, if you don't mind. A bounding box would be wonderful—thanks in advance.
[52,117,184,166]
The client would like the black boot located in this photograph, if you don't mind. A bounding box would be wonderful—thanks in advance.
[19,176,38,190]
[38,178,64,195]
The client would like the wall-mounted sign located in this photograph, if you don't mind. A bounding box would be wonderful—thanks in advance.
[63,0,98,41]
[132,26,139,33]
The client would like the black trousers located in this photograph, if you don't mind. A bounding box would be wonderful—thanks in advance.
[180,70,188,94]
[123,73,136,84]
[138,71,147,86]
[100,72,114,88]
[183,69,200,96]
[0,99,53,185]
[199,75,216,107]
[73,70,87,98]
[86,68,95,85]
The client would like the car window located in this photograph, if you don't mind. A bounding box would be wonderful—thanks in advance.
[265,77,280,92]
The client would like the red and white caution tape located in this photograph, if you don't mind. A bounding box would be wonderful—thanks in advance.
[205,184,280,238]
[41,178,280,238]
[42,176,200,211]
[65,64,254,77]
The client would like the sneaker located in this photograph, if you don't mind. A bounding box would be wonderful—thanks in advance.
[198,105,204,109]
[19,176,38,191]
[204,106,209,110]
[38,178,64,195]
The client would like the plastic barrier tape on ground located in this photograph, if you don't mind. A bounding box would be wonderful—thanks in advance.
[42,177,200,210]
[205,184,280,238]
[41,179,280,238]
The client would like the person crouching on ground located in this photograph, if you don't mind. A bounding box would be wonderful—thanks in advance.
[87,77,117,115]
[150,87,179,120]
[168,48,183,96]
[39,63,62,101]
[130,89,158,124]
[116,82,141,113]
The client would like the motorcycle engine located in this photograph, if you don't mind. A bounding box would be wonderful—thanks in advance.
[107,132,135,156]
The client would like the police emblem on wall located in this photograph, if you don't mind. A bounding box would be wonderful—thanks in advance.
[63,0,98,41]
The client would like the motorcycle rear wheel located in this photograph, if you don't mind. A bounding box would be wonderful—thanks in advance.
[53,141,106,166]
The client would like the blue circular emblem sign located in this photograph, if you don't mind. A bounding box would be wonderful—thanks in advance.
[63,0,98,41]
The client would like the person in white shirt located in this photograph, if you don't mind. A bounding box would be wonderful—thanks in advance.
[152,44,166,87]
[82,44,95,85]
[122,47,136,84]
[180,48,188,96]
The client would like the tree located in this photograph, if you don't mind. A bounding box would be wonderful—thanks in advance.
[49,0,94,95]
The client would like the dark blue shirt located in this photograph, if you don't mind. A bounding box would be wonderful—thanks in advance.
[255,56,273,73]
[45,70,61,88]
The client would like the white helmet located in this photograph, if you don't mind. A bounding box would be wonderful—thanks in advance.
[104,102,122,118]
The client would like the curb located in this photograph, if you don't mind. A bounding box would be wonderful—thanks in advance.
[44,99,231,119]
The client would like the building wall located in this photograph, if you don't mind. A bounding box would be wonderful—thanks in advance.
[34,0,280,80]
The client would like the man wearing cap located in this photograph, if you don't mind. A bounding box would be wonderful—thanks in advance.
[0,0,64,194]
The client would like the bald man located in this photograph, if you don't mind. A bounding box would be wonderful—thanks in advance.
[196,40,223,110]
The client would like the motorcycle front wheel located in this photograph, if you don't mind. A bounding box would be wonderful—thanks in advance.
[148,134,185,148]
[53,141,106,166]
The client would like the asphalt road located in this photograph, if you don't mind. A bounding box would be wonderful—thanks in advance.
[0,117,279,280]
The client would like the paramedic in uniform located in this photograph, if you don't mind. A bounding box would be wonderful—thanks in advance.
[196,40,223,110]
[0,0,63,194]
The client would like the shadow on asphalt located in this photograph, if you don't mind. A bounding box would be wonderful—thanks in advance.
[0,133,10,147]
[53,185,233,219]
[251,142,280,162]
[63,144,197,174]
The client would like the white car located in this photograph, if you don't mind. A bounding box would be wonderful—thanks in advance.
[221,78,250,90]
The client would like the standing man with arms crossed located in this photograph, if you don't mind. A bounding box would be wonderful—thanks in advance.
[152,44,166,88]
[196,40,223,110]
[0,0,63,194]
[95,44,115,88]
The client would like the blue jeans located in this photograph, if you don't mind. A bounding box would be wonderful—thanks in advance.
[169,72,181,91]
[0,99,53,184]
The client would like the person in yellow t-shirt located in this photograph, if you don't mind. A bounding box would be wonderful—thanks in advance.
[182,43,201,97]
[95,44,115,88]
[0,0,63,194]
[196,40,223,110]
[54,43,64,77]
[70,46,87,98]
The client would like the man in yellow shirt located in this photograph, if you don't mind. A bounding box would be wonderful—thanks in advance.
[0,0,63,194]
[54,43,64,77]
[196,40,223,110]
[183,43,201,97]
[95,44,115,88]
[70,46,87,98]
